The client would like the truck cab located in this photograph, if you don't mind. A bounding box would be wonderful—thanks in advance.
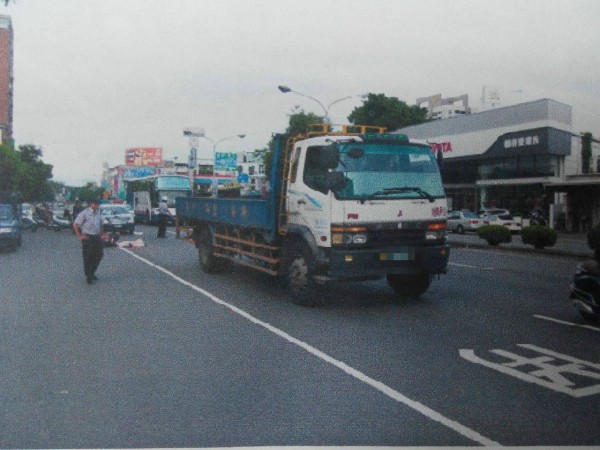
[281,130,449,297]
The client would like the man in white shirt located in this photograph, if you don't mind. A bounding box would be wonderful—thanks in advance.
[157,196,171,238]
[73,198,105,284]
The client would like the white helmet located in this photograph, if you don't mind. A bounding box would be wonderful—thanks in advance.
[161,196,168,201]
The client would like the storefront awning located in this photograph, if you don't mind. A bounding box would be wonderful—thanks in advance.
[544,176,600,191]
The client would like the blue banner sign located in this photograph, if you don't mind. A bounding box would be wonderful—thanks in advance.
[215,152,238,172]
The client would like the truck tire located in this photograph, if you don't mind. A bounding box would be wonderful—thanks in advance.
[387,273,431,298]
[198,228,230,274]
[282,242,318,306]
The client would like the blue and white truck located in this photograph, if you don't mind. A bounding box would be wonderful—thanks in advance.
[176,124,450,305]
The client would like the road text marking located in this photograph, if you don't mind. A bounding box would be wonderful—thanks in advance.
[120,247,500,446]
[460,344,600,398]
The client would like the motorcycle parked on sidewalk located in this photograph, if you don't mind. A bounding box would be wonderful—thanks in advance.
[528,209,548,226]
[569,259,600,322]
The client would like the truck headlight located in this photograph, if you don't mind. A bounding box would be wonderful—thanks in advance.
[331,226,368,245]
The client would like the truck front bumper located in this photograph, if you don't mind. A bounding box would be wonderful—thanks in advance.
[317,244,450,281]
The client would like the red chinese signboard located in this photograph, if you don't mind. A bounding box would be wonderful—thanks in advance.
[125,147,163,167]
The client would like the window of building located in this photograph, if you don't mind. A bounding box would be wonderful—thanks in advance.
[479,155,559,180]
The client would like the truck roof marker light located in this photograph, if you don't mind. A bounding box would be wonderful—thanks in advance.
[362,133,409,142]
[427,223,447,231]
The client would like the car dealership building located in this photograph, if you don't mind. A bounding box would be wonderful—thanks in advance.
[399,98,600,231]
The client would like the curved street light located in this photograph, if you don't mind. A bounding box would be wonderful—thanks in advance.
[278,85,367,123]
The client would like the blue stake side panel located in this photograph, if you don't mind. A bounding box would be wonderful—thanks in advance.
[176,196,275,232]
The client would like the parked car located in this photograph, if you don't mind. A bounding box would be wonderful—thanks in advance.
[478,208,511,218]
[480,214,522,233]
[99,204,135,234]
[447,210,482,234]
[0,203,22,252]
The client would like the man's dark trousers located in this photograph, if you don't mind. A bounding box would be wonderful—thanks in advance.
[82,235,103,279]
[157,214,168,237]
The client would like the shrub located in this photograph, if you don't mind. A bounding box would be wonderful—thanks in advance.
[588,223,600,260]
[477,225,512,246]
[521,225,558,249]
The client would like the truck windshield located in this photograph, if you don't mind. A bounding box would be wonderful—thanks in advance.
[334,143,445,201]
[155,176,191,191]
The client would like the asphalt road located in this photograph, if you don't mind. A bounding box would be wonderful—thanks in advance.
[0,226,598,448]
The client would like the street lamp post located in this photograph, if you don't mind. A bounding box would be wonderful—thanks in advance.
[183,127,205,192]
[201,134,246,195]
[278,85,367,123]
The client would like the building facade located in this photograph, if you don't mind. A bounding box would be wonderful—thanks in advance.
[399,99,600,230]
[0,15,13,146]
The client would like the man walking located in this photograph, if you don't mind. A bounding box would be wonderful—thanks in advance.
[73,198,105,284]
[156,196,171,238]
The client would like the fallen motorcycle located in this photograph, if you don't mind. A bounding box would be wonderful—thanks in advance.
[569,259,600,322]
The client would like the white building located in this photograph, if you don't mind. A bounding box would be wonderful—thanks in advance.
[398,98,600,231]
[416,94,470,121]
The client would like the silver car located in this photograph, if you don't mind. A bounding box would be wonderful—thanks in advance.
[447,210,482,234]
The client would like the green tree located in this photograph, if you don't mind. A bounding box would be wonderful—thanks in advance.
[16,144,54,201]
[70,182,104,203]
[0,144,54,202]
[286,109,325,136]
[347,93,429,131]
[0,144,20,195]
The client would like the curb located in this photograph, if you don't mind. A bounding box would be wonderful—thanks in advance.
[447,239,593,260]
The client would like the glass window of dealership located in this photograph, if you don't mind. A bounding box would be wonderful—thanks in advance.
[398,99,600,231]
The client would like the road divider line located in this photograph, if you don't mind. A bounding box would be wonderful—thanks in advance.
[119,247,500,447]
[533,314,600,332]
[449,262,493,270]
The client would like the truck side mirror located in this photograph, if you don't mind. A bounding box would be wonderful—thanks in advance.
[318,145,340,169]
[325,171,348,191]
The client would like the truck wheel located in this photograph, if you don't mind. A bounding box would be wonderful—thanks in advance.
[387,273,431,298]
[198,228,229,274]
[282,242,318,306]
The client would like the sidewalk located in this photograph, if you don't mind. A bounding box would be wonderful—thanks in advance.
[447,231,593,259]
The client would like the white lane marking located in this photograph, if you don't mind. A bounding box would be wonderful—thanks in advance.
[534,315,600,332]
[449,262,493,270]
[120,247,500,447]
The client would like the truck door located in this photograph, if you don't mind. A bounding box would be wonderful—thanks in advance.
[287,145,330,240]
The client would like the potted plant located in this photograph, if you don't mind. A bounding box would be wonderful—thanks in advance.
[477,224,512,246]
[521,225,558,249]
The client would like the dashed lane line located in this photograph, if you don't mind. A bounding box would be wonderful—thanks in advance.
[119,247,501,447]
[534,314,600,332]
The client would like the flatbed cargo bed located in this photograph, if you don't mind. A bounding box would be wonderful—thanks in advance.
[176,196,275,233]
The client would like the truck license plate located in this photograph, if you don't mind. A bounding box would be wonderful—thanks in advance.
[379,251,414,261]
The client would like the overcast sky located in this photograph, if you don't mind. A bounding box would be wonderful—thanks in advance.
[3,0,600,185]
